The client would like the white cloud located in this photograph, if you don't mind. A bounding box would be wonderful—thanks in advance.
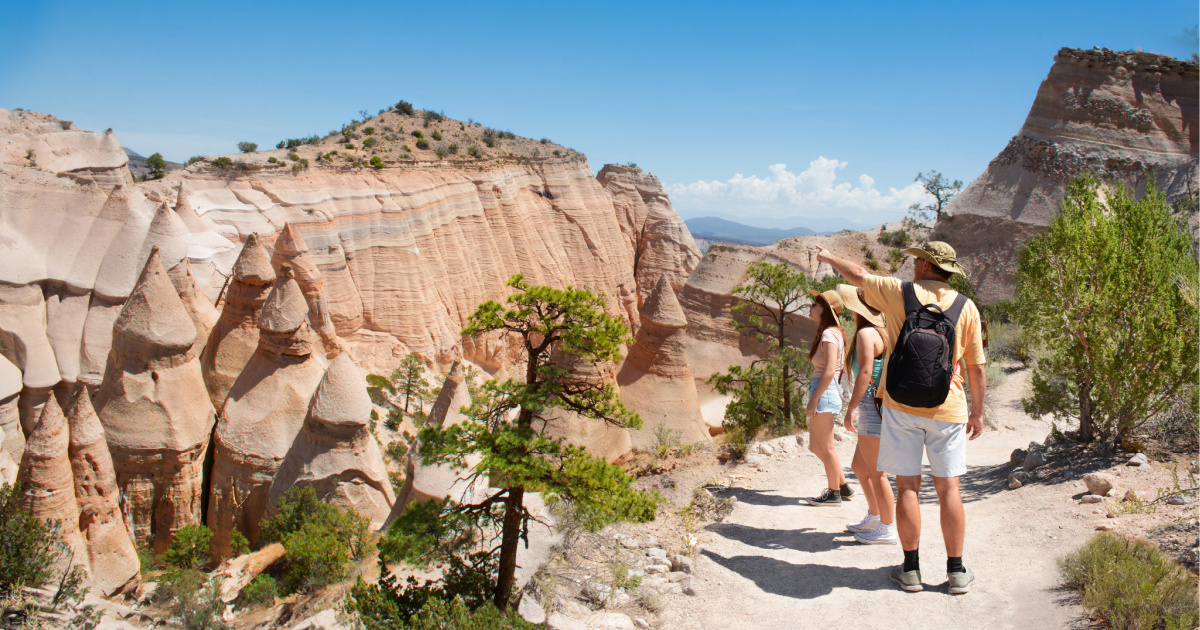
[666,158,930,226]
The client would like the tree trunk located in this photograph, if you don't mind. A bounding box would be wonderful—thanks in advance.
[493,486,525,609]
[1078,378,1094,443]
[779,326,790,425]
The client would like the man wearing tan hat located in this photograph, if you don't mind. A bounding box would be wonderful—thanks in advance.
[814,241,985,596]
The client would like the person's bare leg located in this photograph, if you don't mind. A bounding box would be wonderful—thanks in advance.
[851,444,879,515]
[932,476,965,557]
[808,412,843,489]
[894,475,922,550]
[859,435,895,524]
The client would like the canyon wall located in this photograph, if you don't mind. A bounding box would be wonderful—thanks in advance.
[933,48,1199,303]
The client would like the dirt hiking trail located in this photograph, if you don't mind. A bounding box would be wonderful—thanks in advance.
[664,369,1098,630]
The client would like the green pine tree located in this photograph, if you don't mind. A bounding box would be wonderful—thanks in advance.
[374,275,659,611]
[1014,176,1198,443]
[708,261,813,444]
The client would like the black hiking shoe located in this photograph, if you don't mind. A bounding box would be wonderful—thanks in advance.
[840,483,855,500]
[805,488,842,507]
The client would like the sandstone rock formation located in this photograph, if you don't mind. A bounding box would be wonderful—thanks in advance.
[269,223,341,355]
[267,354,394,525]
[93,249,216,547]
[597,165,703,308]
[67,388,140,596]
[933,48,1199,303]
[17,396,89,573]
[0,353,23,461]
[201,233,276,411]
[619,277,709,448]
[677,244,818,379]
[176,162,644,373]
[208,269,325,556]
[393,362,484,517]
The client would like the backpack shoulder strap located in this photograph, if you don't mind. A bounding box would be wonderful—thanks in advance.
[901,282,921,316]
[944,292,969,324]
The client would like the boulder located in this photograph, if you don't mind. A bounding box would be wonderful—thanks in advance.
[547,613,587,630]
[1127,453,1149,466]
[67,388,140,596]
[1007,471,1030,489]
[208,269,325,557]
[1082,472,1115,496]
[93,249,216,548]
[1080,494,1104,504]
[267,354,395,526]
[1022,450,1048,471]
[1009,448,1027,466]
[586,612,636,630]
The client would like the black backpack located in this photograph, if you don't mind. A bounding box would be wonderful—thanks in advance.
[885,282,968,408]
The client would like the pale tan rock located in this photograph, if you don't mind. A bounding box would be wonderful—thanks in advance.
[93,249,216,548]
[271,223,341,355]
[17,396,89,574]
[207,273,324,557]
[619,277,709,449]
[391,362,484,521]
[214,543,286,603]
[67,388,140,596]
[0,283,62,434]
[201,234,276,411]
[597,164,702,308]
[267,354,394,526]
[0,353,23,460]
[932,48,1199,303]
[0,448,16,485]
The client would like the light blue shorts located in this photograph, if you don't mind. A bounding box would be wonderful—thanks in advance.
[878,406,967,477]
[808,379,842,414]
[856,396,883,438]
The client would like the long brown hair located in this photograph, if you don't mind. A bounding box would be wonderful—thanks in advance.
[807,295,843,362]
[845,312,884,378]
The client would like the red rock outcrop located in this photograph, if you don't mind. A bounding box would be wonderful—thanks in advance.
[597,164,703,308]
[17,396,89,573]
[267,354,393,524]
[269,223,342,355]
[201,233,276,411]
[618,277,709,448]
[207,269,325,556]
[933,48,1199,303]
[67,388,140,596]
[93,249,216,547]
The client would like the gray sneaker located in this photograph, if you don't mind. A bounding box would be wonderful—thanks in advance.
[889,565,923,592]
[804,488,842,507]
[948,568,976,594]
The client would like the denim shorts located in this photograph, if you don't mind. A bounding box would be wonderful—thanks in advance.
[808,379,842,414]
[856,395,883,437]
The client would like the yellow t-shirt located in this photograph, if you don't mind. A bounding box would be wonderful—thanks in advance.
[862,275,986,424]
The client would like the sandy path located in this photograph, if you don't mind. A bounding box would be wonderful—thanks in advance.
[662,370,1101,630]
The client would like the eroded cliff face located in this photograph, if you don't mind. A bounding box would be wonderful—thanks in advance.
[933,48,1199,303]
[597,164,702,310]
[0,108,705,578]
[175,161,648,375]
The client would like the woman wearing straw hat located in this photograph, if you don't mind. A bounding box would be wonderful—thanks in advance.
[802,289,854,507]
[836,284,898,544]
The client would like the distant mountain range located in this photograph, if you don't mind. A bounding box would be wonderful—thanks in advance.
[685,217,818,246]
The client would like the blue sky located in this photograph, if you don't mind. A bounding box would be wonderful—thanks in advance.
[2,1,1196,229]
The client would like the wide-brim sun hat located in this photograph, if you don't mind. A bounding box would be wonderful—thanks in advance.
[807,289,844,314]
[903,240,969,278]
[835,284,885,328]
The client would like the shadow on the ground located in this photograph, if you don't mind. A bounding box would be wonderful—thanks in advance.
[701,550,953,598]
[706,523,859,553]
[715,487,802,507]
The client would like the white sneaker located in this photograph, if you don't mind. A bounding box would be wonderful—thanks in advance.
[854,521,899,545]
[847,513,880,533]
